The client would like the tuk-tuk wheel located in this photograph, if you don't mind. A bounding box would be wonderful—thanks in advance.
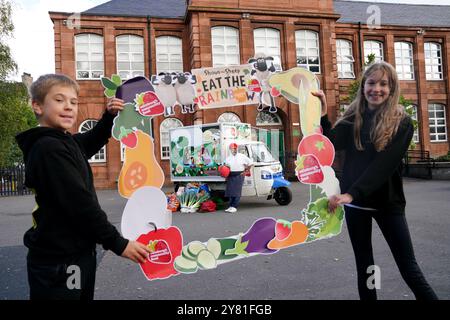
[274,187,292,206]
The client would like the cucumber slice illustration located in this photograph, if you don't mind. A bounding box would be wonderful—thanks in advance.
[182,246,196,261]
[187,241,206,257]
[206,238,221,259]
[196,249,217,270]
[174,255,198,274]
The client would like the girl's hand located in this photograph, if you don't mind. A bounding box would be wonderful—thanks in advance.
[328,193,353,213]
[311,90,328,117]
[106,98,125,116]
[121,240,152,264]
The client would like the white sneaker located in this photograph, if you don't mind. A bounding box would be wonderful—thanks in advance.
[225,207,232,212]
[228,207,237,213]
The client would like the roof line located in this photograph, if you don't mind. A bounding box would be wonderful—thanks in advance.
[334,0,450,8]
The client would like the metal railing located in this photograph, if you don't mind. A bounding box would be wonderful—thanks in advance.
[403,150,435,179]
[0,164,32,197]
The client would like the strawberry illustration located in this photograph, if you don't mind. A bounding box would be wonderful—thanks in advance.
[295,154,324,184]
[147,240,172,264]
[134,91,164,116]
[270,86,281,97]
[247,79,262,92]
[119,127,137,148]
[275,219,292,241]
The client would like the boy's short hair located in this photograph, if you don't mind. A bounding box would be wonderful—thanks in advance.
[30,74,80,104]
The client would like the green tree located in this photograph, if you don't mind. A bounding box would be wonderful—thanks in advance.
[0,82,37,167]
[0,0,17,80]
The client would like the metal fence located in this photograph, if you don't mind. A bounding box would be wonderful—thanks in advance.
[403,150,435,179]
[0,164,32,197]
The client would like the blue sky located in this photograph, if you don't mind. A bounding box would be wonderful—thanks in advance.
[6,0,450,81]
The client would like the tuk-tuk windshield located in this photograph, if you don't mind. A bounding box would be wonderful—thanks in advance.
[250,144,275,163]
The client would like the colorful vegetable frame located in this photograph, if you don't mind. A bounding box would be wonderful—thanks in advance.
[101,67,344,281]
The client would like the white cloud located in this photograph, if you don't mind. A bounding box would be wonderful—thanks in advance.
[7,0,108,81]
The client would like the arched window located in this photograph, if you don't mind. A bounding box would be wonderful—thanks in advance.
[256,110,282,126]
[160,118,183,159]
[336,39,355,79]
[116,35,145,79]
[424,42,443,80]
[253,28,282,71]
[155,36,183,73]
[295,30,321,73]
[79,120,106,162]
[218,112,241,123]
[364,40,384,63]
[75,34,104,79]
[407,105,420,143]
[395,41,414,80]
[211,26,240,67]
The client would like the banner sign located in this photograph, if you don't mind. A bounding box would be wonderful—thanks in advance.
[192,65,258,109]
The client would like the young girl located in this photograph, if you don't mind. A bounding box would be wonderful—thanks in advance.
[312,61,438,300]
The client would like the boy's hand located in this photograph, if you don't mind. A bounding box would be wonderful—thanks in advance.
[106,98,125,116]
[121,240,152,264]
[311,90,328,117]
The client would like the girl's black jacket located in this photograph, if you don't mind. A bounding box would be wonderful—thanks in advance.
[321,109,414,214]
[15,112,129,264]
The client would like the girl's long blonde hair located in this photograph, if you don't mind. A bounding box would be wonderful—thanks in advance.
[337,61,406,152]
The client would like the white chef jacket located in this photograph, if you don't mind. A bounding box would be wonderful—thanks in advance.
[224,152,253,172]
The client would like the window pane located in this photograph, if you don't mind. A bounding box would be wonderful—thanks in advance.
[75,34,105,79]
[254,28,281,68]
[156,36,183,73]
[296,30,320,74]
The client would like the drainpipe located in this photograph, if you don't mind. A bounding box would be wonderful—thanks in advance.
[147,15,154,137]
[358,22,364,70]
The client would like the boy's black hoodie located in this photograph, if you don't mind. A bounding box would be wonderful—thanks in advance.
[16,112,128,264]
[321,109,414,214]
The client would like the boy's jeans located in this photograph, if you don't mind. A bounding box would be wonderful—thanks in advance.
[27,249,97,300]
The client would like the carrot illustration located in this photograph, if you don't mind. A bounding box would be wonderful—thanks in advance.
[267,221,309,250]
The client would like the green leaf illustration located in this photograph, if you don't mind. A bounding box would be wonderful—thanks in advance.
[104,88,116,98]
[101,77,118,90]
[111,74,122,87]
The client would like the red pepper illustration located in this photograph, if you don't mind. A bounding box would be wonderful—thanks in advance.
[136,224,183,280]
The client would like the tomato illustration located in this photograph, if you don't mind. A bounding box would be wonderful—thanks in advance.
[136,225,183,280]
[298,134,335,166]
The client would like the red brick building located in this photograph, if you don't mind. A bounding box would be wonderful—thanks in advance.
[49,0,450,189]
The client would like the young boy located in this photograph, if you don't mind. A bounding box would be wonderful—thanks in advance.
[15,74,151,300]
